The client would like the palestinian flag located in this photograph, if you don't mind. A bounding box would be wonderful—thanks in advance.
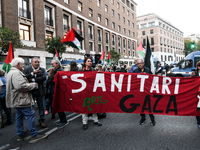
[2,41,14,73]
[136,41,145,58]
[61,28,84,50]
[106,51,111,67]
[144,36,155,74]
[99,50,105,65]
[53,48,59,60]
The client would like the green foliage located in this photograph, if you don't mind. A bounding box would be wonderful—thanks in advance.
[0,27,22,54]
[197,40,200,51]
[184,39,195,56]
[45,36,66,59]
[110,49,121,65]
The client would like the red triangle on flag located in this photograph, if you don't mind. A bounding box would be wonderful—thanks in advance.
[136,42,143,51]
[5,41,14,64]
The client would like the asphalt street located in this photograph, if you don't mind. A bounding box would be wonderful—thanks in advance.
[0,107,200,150]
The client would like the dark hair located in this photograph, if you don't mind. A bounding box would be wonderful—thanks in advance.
[0,69,5,76]
[83,57,92,68]
[196,61,200,70]
[70,61,78,71]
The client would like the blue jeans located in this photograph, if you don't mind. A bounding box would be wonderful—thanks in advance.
[32,90,45,123]
[15,106,38,137]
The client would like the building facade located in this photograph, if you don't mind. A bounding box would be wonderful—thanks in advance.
[0,0,138,69]
[137,13,185,64]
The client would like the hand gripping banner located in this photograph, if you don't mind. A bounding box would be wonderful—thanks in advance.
[52,71,200,116]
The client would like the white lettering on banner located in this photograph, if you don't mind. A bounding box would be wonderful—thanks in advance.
[71,74,86,93]
[174,79,180,94]
[93,73,106,92]
[137,75,149,92]
[162,77,172,94]
[150,76,159,93]
[111,74,124,92]
[127,75,131,92]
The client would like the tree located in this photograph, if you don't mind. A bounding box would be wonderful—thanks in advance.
[45,36,66,59]
[197,40,200,51]
[110,49,121,65]
[0,27,22,54]
[184,39,195,56]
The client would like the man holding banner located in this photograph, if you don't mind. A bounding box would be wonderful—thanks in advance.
[133,59,156,126]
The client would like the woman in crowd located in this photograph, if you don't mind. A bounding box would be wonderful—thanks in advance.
[191,61,200,128]
[0,69,12,128]
[81,57,102,130]
[70,61,79,71]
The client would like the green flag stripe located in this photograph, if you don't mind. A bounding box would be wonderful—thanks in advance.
[2,63,12,73]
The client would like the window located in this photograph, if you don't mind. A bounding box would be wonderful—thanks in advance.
[98,44,102,53]
[150,29,153,34]
[97,0,100,7]
[127,20,130,26]
[132,13,134,19]
[123,17,125,23]
[105,5,108,12]
[89,8,93,17]
[118,14,120,21]
[98,14,101,22]
[117,2,120,8]
[128,40,130,49]
[161,55,163,61]
[112,22,115,29]
[127,10,129,16]
[77,20,82,36]
[89,41,93,51]
[149,22,155,27]
[118,25,121,32]
[122,6,125,12]
[112,35,115,45]
[112,9,114,17]
[132,41,135,50]
[78,1,82,11]
[131,3,134,10]
[141,24,147,29]
[64,0,69,4]
[63,14,69,31]
[151,48,154,52]
[123,28,126,34]
[88,25,93,39]
[111,0,114,4]
[105,18,108,26]
[44,6,53,26]
[20,24,30,40]
[106,32,109,44]
[132,23,134,28]
[143,39,146,46]
[97,29,102,42]
[46,31,53,39]
[18,0,31,19]
[118,37,121,47]
[132,32,135,37]
[128,30,130,36]
[160,37,162,44]
[142,31,145,35]
[123,38,126,48]
[151,38,154,45]
[106,46,109,54]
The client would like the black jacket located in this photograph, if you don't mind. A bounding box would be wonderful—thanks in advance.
[133,67,152,74]
[23,66,46,96]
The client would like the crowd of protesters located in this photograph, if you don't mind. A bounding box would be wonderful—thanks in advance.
[2,55,199,143]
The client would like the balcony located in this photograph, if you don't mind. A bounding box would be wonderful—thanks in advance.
[19,8,31,19]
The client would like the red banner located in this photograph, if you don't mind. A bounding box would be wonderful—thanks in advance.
[52,71,200,116]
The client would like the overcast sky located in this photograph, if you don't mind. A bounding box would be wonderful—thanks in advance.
[135,0,200,37]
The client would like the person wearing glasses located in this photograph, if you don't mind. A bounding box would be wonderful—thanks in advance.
[133,59,156,126]
[23,57,47,128]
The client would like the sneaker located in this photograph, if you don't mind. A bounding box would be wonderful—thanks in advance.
[83,124,88,130]
[17,133,30,141]
[197,124,200,128]
[139,118,146,125]
[45,110,48,115]
[57,122,68,129]
[93,122,102,126]
[150,120,156,126]
[29,134,48,143]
